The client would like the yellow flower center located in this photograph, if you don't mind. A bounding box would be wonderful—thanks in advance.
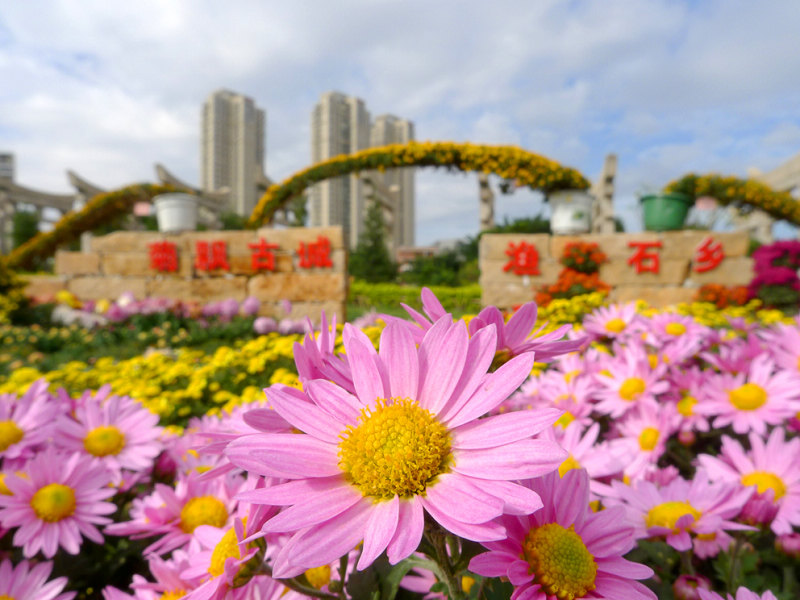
[305,565,332,590]
[729,383,767,411]
[30,483,76,522]
[522,522,597,600]
[0,474,10,496]
[564,370,580,383]
[554,412,576,429]
[461,575,476,593]
[677,395,697,417]
[338,398,451,500]
[619,377,646,401]
[179,495,229,533]
[159,592,187,600]
[83,425,126,457]
[558,455,582,477]
[647,354,658,369]
[665,322,687,336]
[0,420,24,452]
[604,318,626,333]
[638,427,660,451]
[0,595,15,600]
[645,501,701,532]
[741,471,787,501]
[209,526,241,577]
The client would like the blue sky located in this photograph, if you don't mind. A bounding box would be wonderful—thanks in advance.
[2,0,800,244]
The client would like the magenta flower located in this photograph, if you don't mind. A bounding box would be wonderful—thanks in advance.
[226,318,566,576]
[0,558,75,600]
[698,587,778,600]
[56,390,163,486]
[592,345,669,418]
[696,428,800,534]
[695,354,800,435]
[0,448,116,558]
[0,379,61,461]
[469,469,656,600]
[582,302,642,340]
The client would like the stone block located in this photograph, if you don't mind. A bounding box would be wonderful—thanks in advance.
[255,226,345,250]
[686,257,754,286]
[147,277,248,303]
[480,259,561,286]
[481,281,536,310]
[479,234,552,261]
[259,300,346,325]
[248,273,346,302]
[610,286,697,308]
[55,251,100,276]
[68,276,147,301]
[101,252,192,278]
[599,259,689,286]
[22,275,67,300]
[90,231,187,253]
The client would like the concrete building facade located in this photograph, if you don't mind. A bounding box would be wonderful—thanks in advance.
[309,91,415,249]
[201,89,266,217]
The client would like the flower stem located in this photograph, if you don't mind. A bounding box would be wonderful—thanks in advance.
[727,535,744,594]
[425,524,466,600]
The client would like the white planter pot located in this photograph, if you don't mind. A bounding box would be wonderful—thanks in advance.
[550,190,593,235]
[153,193,198,233]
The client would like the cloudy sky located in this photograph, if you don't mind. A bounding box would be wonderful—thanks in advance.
[2,0,800,244]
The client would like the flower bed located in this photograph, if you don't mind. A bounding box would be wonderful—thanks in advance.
[0,291,797,599]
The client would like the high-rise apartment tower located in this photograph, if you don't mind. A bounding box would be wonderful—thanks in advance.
[309,91,415,249]
[201,89,266,216]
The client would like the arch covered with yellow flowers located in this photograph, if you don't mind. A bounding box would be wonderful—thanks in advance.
[246,141,591,228]
[665,174,800,226]
[4,184,180,271]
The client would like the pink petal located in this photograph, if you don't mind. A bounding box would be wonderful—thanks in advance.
[261,484,363,533]
[275,499,372,577]
[236,476,345,506]
[503,302,538,348]
[305,379,363,424]
[453,439,567,480]
[596,556,654,579]
[386,497,425,564]
[379,322,419,400]
[421,287,448,321]
[446,352,536,428]
[421,497,506,542]
[357,496,400,569]
[451,408,563,449]
[268,386,343,443]
[344,325,386,407]
[483,480,544,516]
[225,433,340,478]
[424,473,503,524]
[469,551,517,577]
[438,325,498,423]
[418,318,468,415]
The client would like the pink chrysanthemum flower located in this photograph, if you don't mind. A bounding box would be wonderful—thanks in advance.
[697,587,778,600]
[664,366,711,434]
[0,379,60,461]
[643,313,709,347]
[694,354,800,435]
[615,402,681,479]
[700,335,765,376]
[102,551,197,599]
[55,389,163,486]
[470,469,656,600]
[0,448,116,558]
[696,428,800,534]
[582,302,643,341]
[106,470,245,556]
[226,318,567,577]
[606,473,753,558]
[531,369,597,429]
[0,558,75,600]
[293,312,353,390]
[592,345,669,418]
[759,318,800,373]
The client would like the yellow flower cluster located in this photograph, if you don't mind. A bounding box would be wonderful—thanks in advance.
[665,174,800,226]
[247,142,591,227]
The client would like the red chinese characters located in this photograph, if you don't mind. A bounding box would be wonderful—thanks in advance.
[148,241,178,273]
[693,236,725,273]
[195,240,229,271]
[627,241,662,274]
[298,236,333,269]
[248,238,280,272]
[503,241,541,276]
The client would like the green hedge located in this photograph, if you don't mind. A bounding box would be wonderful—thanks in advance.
[349,281,482,314]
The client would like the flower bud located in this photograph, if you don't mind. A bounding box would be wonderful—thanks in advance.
[672,574,712,600]
[776,532,800,559]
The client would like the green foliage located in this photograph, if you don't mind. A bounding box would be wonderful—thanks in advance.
[219,211,248,230]
[12,209,39,249]
[349,201,397,283]
[349,281,482,315]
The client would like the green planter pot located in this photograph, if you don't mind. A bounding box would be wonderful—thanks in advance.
[641,193,693,231]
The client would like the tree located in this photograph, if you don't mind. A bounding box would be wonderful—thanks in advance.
[12,209,39,249]
[349,201,397,282]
